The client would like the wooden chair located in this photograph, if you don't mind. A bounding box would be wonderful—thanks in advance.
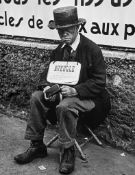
[46,124,103,161]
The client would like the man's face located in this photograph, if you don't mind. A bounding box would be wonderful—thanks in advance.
[57,26,78,45]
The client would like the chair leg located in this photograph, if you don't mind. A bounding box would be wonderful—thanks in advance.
[85,125,103,146]
[74,139,87,161]
[46,134,87,160]
[46,134,59,147]
[46,127,102,160]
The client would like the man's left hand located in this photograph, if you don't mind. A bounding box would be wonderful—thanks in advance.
[60,85,78,97]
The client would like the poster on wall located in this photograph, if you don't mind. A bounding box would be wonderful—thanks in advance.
[0,0,134,48]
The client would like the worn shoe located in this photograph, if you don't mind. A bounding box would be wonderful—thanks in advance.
[59,146,75,174]
[14,143,47,164]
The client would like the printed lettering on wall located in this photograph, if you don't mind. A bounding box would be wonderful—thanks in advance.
[0,0,134,48]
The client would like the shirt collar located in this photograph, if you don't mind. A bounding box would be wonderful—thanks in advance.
[61,33,80,52]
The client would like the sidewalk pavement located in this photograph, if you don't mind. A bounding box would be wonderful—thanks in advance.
[0,113,135,175]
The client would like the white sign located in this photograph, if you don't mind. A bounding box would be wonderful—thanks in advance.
[0,0,135,48]
[47,61,81,85]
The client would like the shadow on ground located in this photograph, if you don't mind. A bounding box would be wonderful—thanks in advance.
[0,114,135,175]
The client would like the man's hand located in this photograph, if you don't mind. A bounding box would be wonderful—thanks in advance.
[43,86,50,100]
[60,85,78,97]
[43,86,56,102]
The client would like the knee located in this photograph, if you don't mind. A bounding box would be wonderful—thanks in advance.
[56,104,67,112]
[56,102,69,116]
[56,99,69,110]
[31,91,44,103]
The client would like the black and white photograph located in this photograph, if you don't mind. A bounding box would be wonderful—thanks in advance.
[0,0,135,174]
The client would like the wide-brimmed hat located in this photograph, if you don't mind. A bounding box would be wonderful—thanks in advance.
[48,6,86,29]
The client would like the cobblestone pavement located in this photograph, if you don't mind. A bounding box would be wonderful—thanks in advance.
[0,114,135,175]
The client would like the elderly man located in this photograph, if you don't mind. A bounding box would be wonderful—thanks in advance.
[14,6,111,174]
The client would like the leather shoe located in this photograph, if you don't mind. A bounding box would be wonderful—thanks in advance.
[59,146,75,174]
[14,143,47,164]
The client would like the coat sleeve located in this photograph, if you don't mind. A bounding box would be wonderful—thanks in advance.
[38,48,57,88]
[75,48,106,99]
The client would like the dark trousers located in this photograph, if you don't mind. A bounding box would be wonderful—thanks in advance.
[25,90,103,148]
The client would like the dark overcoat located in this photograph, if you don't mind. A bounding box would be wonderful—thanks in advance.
[48,33,111,129]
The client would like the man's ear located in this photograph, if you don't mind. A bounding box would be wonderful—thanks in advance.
[48,20,55,30]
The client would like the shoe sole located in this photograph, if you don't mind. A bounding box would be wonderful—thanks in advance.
[59,168,74,174]
[14,152,47,164]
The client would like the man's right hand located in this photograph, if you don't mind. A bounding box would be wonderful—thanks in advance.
[43,86,57,102]
[43,86,51,100]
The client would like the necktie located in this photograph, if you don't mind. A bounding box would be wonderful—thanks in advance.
[63,45,72,61]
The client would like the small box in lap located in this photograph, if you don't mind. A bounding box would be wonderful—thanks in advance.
[45,84,61,98]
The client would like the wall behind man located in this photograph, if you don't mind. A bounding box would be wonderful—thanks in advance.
[0,37,135,154]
